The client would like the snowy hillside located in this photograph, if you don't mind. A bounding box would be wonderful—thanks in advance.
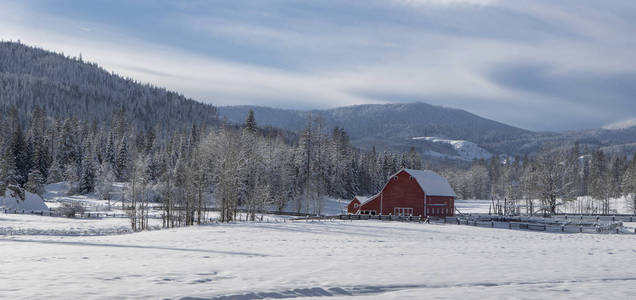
[413,136,493,161]
[0,42,219,132]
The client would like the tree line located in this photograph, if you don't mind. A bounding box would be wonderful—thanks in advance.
[1,106,634,232]
[0,107,425,229]
[442,144,636,215]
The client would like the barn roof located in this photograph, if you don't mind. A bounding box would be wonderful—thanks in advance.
[401,169,457,197]
[353,196,369,203]
[357,194,379,206]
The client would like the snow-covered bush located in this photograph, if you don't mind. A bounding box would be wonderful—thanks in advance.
[56,202,85,218]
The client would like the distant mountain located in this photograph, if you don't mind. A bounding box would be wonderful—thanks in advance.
[412,137,493,161]
[219,103,636,158]
[3,41,633,159]
[0,42,218,133]
[219,103,536,153]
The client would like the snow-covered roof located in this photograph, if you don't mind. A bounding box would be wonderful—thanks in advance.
[353,196,369,203]
[401,169,457,197]
[357,194,379,206]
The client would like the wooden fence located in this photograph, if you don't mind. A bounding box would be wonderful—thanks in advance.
[2,208,137,219]
[328,213,634,234]
[335,214,423,222]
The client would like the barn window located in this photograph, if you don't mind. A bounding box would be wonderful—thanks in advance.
[354,203,359,208]
[409,176,413,181]
[393,176,398,181]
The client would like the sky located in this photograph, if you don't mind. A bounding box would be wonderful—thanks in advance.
[1,0,635,131]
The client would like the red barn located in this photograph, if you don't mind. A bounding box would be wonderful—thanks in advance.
[347,168,456,217]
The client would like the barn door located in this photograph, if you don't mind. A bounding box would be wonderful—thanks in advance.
[394,207,413,216]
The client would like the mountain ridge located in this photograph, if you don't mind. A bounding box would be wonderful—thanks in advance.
[2,41,634,159]
[0,41,219,133]
[219,103,636,158]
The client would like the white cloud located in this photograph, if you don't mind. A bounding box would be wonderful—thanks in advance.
[1,0,636,130]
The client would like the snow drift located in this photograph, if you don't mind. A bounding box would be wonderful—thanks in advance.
[0,186,48,211]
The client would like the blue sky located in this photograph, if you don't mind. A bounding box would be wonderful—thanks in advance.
[1,0,636,131]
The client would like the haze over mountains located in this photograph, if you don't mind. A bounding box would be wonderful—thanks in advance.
[1,41,635,160]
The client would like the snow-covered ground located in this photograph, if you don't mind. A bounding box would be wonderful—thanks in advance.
[0,187,48,211]
[455,199,492,214]
[413,136,493,161]
[2,183,633,298]
[0,213,163,236]
[43,182,129,212]
[456,197,635,215]
[276,197,348,216]
[1,218,635,299]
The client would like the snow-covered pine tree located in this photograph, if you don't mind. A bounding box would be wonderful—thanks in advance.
[25,168,45,196]
[105,132,117,169]
[245,109,257,133]
[47,157,64,183]
[79,157,96,194]
[116,136,130,181]
[10,123,31,186]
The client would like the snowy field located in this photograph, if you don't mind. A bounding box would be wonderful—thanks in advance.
[0,213,163,236]
[1,216,635,299]
[455,199,492,214]
[455,198,635,215]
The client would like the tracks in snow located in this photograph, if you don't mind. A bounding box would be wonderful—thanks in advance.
[180,277,636,300]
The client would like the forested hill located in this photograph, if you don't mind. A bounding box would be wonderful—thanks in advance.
[0,42,218,132]
[219,102,537,152]
[219,103,636,157]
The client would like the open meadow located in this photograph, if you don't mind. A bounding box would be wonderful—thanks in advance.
[1,212,635,300]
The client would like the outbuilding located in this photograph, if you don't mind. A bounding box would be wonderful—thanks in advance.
[347,168,456,217]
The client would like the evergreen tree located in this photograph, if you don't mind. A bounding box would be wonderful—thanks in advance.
[245,109,257,133]
[10,123,30,186]
[116,137,130,181]
[25,168,45,196]
[79,156,96,194]
[105,132,117,168]
[47,158,65,183]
